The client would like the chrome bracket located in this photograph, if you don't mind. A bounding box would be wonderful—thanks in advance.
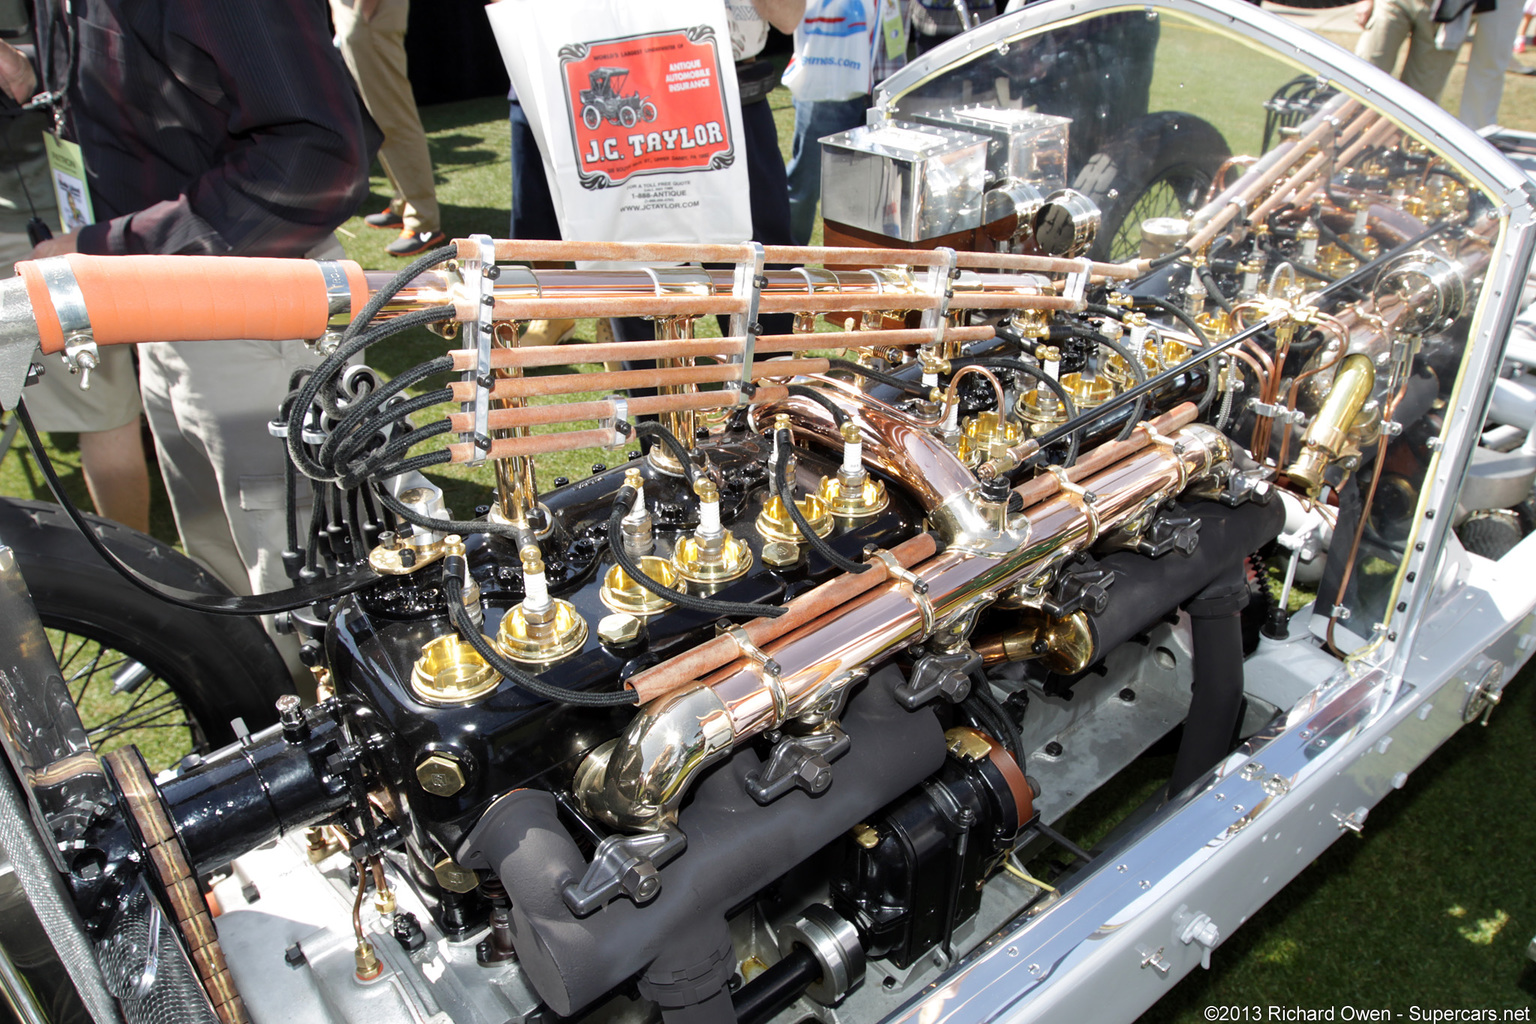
[918,247,959,346]
[728,625,787,722]
[1140,422,1191,493]
[866,546,936,641]
[604,394,631,450]
[1048,466,1101,547]
[729,242,767,401]
[35,257,99,391]
[462,234,497,467]
[316,259,354,321]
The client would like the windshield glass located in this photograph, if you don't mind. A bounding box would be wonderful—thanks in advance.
[881,6,1508,650]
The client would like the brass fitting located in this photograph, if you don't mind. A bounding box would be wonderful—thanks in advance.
[415,752,467,797]
[817,419,888,519]
[411,634,501,706]
[597,612,643,647]
[972,608,1096,675]
[497,544,587,663]
[1287,353,1376,495]
[673,476,752,584]
[432,858,479,894]
[355,940,383,982]
[601,556,681,616]
[620,468,654,557]
[957,410,1025,468]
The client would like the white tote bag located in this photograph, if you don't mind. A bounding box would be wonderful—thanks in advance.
[487,0,753,250]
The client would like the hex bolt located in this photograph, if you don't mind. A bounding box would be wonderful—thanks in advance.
[416,753,467,797]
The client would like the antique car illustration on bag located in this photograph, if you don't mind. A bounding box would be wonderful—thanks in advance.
[580,66,659,130]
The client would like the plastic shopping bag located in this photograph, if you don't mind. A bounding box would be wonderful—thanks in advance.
[486,0,752,254]
[781,0,876,102]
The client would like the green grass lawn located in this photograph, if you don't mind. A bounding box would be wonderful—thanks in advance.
[2,21,1535,1021]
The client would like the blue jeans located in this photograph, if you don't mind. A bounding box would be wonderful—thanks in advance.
[508,99,561,240]
[785,95,871,246]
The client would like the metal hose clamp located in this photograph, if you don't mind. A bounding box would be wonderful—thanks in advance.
[1048,465,1101,548]
[865,547,936,641]
[727,625,786,722]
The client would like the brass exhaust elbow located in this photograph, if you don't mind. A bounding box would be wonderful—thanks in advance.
[1287,353,1375,495]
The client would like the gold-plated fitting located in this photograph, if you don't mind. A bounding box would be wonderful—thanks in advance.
[601,556,681,616]
[1012,309,1052,339]
[305,826,340,864]
[817,473,888,519]
[1061,371,1116,409]
[373,884,397,916]
[1287,352,1376,494]
[496,601,588,663]
[673,477,752,584]
[368,533,446,575]
[1033,344,1062,365]
[972,608,1096,675]
[957,410,1025,468]
[415,753,467,797]
[1015,388,1070,433]
[756,493,833,546]
[851,823,880,849]
[355,940,383,982]
[945,726,994,762]
[597,612,643,647]
[411,634,501,706]
[432,858,479,894]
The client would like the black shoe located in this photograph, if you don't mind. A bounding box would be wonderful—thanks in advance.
[385,229,448,257]
[364,207,404,229]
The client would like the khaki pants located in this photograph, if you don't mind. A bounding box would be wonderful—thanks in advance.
[1355,0,1460,103]
[331,0,440,234]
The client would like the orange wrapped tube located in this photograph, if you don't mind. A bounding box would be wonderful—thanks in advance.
[17,254,368,355]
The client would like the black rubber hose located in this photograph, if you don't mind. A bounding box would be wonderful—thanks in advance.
[607,489,786,619]
[826,358,932,397]
[632,421,697,487]
[948,353,1080,467]
[732,947,821,1024]
[1131,295,1211,348]
[785,384,850,426]
[1317,220,1371,265]
[773,428,867,575]
[1166,563,1250,798]
[1083,302,1127,322]
[374,487,523,539]
[1080,332,1148,442]
[15,402,379,615]
[442,574,638,707]
[1197,263,1237,316]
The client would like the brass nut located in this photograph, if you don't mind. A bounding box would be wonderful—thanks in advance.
[433,857,479,894]
[598,612,643,647]
[416,753,467,797]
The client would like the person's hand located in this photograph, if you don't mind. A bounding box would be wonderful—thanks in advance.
[31,231,80,259]
[0,40,37,105]
[358,0,381,21]
[1354,0,1373,29]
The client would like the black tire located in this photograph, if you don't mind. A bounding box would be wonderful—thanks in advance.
[1457,510,1527,560]
[1072,111,1231,263]
[0,498,293,766]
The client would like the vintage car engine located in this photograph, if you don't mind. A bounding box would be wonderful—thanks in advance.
[0,5,1531,1024]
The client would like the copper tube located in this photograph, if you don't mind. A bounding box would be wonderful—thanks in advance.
[476,296,747,321]
[447,358,828,402]
[448,428,613,463]
[1011,403,1199,507]
[952,251,1138,279]
[949,293,1079,311]
[627,532,938,703]
[579,424,1227,831]
[446,386,792,433]
[446,326,998,372]
[1181,97,1365,255]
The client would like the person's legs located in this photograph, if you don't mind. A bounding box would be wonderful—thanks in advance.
[1460,1,1524,127]
[332,0,440,235]
[785,96,871,246]
[509,99,562,241]
[77,418,150,534]
[1355,0,1415,74]
[139,337,311,677]
[1398,0,1461,102]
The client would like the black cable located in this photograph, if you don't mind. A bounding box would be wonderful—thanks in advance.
[377,448,452,479]
[1316,219,1371,266]
[1196,263,1236,317]
[606,489,785,618]
[949,352,1081,467]
[374,487,521,539]
[1131,295,1211,348]
[785,384,850,426]
[286,304,455,481]
[826,358,931,397]
[631,421,696,486]
[968,671,1023,764]
[1082,333,1148,442]
[773,428,867,575]
[441,574,637,707]
[321,356,453,469]
[16,401,377,614]
[339,419,453,490]
[1083,302,1127,322]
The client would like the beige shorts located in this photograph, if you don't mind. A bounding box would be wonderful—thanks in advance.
[20,344,143,433]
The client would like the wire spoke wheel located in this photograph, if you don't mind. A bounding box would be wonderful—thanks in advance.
[1106,168,1209,263]
[46,625,206,772]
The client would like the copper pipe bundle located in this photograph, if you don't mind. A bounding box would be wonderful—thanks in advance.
[447,358,828,403]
